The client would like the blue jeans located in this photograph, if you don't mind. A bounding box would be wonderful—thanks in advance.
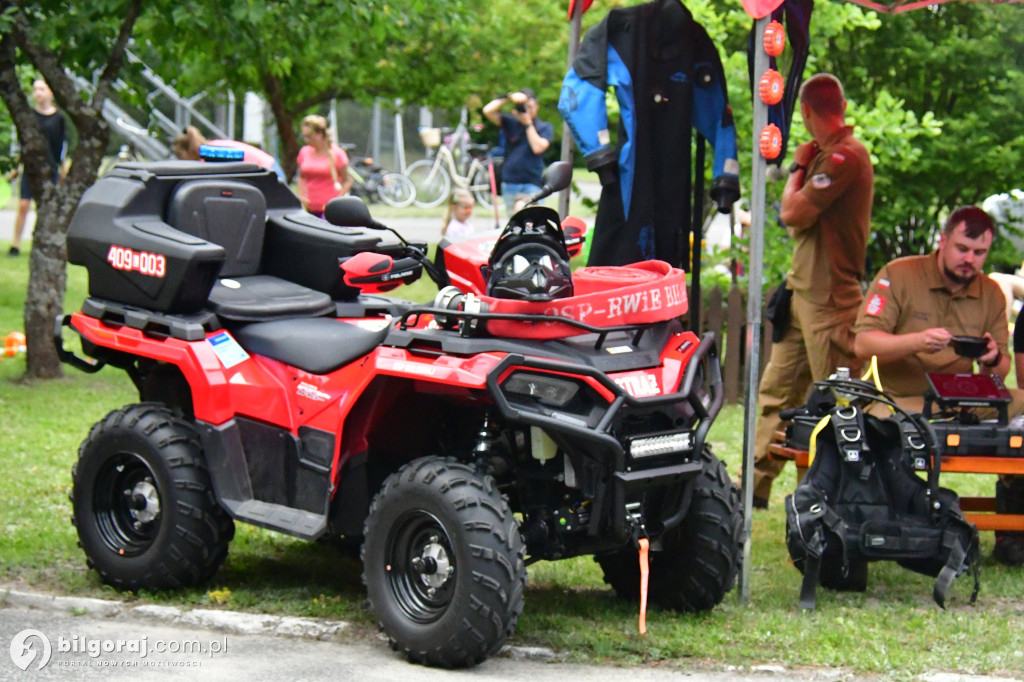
[501,182,543,215]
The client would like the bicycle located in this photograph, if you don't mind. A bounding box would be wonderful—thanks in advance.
[343,147,416,208]
[404,126,497,209]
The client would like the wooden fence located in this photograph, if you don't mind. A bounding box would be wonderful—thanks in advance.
[698,285,773,405]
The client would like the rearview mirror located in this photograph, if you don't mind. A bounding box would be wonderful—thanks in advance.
[324,196,375,228]
[541,161,572,194]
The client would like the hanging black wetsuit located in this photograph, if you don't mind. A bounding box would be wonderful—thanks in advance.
[559,0,740,268]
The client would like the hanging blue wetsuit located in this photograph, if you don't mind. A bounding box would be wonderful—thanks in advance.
[559,0,740,268]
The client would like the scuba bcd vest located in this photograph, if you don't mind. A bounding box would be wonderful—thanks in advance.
[784,377,980,610]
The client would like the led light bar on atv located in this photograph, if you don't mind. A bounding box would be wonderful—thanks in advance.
[629,432,695,459]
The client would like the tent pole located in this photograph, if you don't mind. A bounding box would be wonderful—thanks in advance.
[559,0,584,219]
[739,13,771,606]
[690,137,706,333]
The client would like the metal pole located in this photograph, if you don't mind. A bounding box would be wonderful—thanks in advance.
[394,99,406,173]
[328,99,339,145]
[690,138,706,334]
[559,0,584,219]
[739,14,771,605]
[227,90,236,140]
[371,99,382,161]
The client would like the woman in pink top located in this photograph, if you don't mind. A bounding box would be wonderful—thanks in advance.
[296,115,352,218]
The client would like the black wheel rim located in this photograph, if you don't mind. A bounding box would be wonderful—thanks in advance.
[92,452,162,557]
[383,510,457,624]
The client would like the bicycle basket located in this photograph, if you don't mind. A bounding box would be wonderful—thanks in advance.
[419,127,441,149]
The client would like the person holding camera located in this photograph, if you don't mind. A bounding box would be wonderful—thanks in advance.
[483,88,553,215]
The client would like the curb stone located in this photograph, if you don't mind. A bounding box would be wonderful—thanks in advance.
[500,644,558,662]
[0,587,347,641]
[0,585,558,658]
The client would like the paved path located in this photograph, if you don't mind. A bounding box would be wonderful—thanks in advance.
[0,586,848,682]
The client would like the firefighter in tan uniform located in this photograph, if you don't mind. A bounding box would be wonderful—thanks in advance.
[750,74,874,508]
[854,205,1024,565]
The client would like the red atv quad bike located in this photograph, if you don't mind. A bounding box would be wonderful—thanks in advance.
[57,156,742,668]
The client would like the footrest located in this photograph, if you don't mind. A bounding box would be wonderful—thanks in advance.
[223,499,327,540]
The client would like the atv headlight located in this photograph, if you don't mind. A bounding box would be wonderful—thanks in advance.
[629,432,693,459]
[503,372,580,408]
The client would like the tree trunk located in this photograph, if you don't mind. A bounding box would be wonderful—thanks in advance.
[22,126,108,377]
[265,74,300,183]
[22,189,70,378]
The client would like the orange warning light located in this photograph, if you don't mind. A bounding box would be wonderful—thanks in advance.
[759,124,783,160]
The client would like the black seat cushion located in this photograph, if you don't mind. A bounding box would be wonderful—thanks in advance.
[209,275,335,322]
[232,317,389,374]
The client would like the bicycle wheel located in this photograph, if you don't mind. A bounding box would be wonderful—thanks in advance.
[377,172,416,208]
[469,164,495,210]
[406,160,451,208]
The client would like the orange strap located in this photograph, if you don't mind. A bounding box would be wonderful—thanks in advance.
[638,538,649,635]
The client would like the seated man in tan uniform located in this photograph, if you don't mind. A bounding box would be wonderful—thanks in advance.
[854,205,1023,566]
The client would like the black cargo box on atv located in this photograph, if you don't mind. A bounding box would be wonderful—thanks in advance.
[68,161,410,313]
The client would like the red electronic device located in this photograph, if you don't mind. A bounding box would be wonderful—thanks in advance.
[925,371,1012,423]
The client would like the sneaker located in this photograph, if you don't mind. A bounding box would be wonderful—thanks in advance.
[993,532,1024,567]
[7,246,19,257]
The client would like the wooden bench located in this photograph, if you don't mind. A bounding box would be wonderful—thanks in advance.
[769,429,1024,531]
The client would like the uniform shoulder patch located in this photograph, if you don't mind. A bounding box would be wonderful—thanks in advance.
[810,173,831,189]
[865,293,886,316]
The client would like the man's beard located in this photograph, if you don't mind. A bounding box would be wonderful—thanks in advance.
[944,264,977,286]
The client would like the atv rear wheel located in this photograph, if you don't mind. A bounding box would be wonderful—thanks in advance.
[71,404,234,591]
[362,457,525,668]
[596,446,742,612]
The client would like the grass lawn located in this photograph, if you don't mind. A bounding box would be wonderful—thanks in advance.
[1,244,1022,679]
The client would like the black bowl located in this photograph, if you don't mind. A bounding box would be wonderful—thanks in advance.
[951,335,988,359]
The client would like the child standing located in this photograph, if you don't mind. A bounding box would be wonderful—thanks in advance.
[442,188,475,240]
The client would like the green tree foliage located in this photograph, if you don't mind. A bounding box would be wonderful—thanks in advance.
[699,0,1024,285]
[813,2,1024,274]
[142,0,490,180]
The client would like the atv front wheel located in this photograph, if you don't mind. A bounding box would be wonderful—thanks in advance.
[596,446,742,612]
[71,404,234,591]
[362,457,526,668]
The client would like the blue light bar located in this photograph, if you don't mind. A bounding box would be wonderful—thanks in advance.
[199,144,244,162]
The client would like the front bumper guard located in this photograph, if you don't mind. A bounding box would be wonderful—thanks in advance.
[486,331,724,539]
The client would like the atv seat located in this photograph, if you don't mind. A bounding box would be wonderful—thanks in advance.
[167,179,334,322]
[232,317,389,374]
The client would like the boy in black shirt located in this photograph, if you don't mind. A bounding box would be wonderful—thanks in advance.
[9,78,66,256]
